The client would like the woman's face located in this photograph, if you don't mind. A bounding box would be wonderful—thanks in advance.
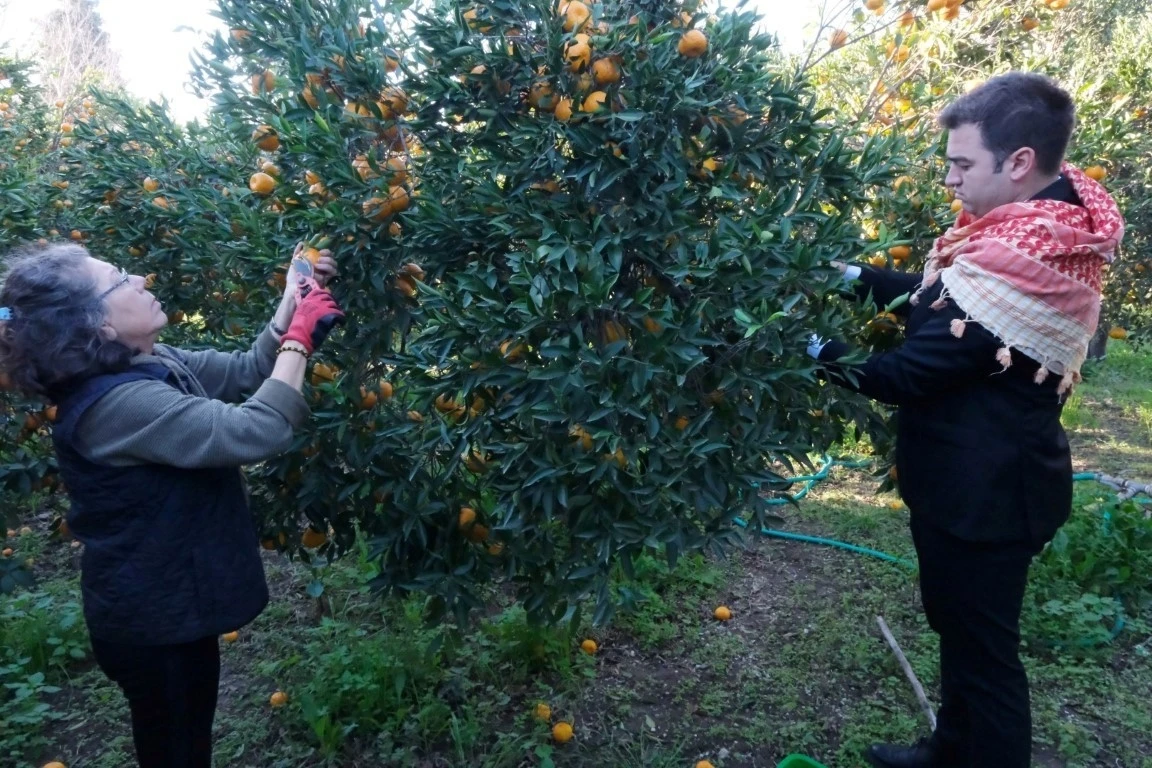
[85,257,167,352]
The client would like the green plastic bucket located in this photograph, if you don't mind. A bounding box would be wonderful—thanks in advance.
[777,756,828,768]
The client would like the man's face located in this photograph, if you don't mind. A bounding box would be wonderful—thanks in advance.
[944,123,1018,219]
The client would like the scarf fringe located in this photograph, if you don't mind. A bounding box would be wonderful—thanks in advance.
[995,347,1013,370]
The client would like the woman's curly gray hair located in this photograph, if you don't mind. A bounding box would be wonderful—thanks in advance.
[0,243,134,399]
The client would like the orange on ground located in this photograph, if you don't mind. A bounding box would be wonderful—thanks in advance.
[269,691,288,708]
[580,639,598,655]
[552,722,574,743]
[301,527,327,548]
[534,702,552,721]
[714,605,732,621]
[1108,326,1127,340]
[222,631,239,643]
[1084,165,1107,181]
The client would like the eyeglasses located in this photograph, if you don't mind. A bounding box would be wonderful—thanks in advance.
[96,268,130,302]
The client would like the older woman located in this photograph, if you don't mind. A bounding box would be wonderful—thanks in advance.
[0,242,342,768]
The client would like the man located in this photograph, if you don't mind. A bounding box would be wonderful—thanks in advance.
[809,73,1125,767]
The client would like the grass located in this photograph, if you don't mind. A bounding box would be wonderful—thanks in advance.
[2,343,1150,768]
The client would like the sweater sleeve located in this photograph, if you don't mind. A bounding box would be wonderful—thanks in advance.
[73,377,310,468]
[851,267,923,318]
[816,300,1003,406]
[174,324,281,403]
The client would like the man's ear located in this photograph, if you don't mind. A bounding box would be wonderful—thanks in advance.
[1008,146,1037,181]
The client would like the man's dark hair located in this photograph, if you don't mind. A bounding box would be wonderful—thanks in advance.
[939,72,1075,176]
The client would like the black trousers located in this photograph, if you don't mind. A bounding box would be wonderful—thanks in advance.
[910,516,1043,768]
[91,634,220,768]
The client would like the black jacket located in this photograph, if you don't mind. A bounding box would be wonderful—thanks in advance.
[820,178,1082,547]
[53,364,268,645]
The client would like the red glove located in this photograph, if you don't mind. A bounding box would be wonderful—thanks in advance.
[281,287,344,354]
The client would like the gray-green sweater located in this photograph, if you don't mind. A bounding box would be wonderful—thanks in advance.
[73,324,310,468]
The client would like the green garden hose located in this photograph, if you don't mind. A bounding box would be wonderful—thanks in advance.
[743,457,1144,646]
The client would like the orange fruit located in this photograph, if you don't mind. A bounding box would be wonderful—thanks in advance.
[552,722,574,743]
[250,70,275,95]
[888,245,911,260]
[395,275,418,297]
[400,262,426,280]
[300,527,327,548]
[602,319,628,344]
[359,387,379,409]
[408,410,424,422]
[467,524,490,543]
[69,230,83,241]
[249,172,276,196]
[674,415,690,431]
[899,10,916,28]
[222,631,239,643]
[378,380,394,400]
[564,37,592,72]
[571,425,594,451]
[554,97,574,122]
[42,763,67,768]
[378,86,408,119]
[529,79,556,110]
[1084,165,1107,181]
[152,196,170,210]
[678,29,708,58]
[829,29,848,49]
[43,405,58,423]
[563,1,590,32]
[868,254,888,268]
[1108,326,1127,340]
[951,199,964,213]
[230,28,250,43]
[251,125,280,152]
[1,548,12,557]
[642,316,663,334]
[714,605,732,621]
[582,90,608,113]
[143,177,160,192]
[592,58,621,86]
[534,702,552,721]
[435,393,460,413]
[362,196,391,222]
[269,691,288,708]
[1022,17,1039,31]
[580,639,598,654]
[458,507,477,529]
[387,185,410,213]
[696,763,716,768]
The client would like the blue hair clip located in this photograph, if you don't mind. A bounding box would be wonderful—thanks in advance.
[0,307,11,321]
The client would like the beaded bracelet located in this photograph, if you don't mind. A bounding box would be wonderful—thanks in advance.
[277,343,309,359]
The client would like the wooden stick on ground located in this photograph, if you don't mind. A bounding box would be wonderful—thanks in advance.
[876,615,937,731]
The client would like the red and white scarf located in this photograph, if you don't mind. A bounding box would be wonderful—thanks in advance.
[911,163,1125,395]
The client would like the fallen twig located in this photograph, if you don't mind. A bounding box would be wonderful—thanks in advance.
[876,615,937,731]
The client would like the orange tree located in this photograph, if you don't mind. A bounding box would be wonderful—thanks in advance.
[0,56,63,519]
[2,0,906,619]
[803,0,1152,345]
[175,0,908,625]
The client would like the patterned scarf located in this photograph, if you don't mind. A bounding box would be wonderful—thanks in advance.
[911,163,1125,395]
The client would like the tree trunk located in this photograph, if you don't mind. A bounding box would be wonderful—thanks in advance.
[1087,324,1110,361]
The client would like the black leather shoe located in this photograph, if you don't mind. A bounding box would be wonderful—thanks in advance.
[864,738,943,768]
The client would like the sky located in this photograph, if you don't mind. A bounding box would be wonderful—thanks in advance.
[0,0,828,124]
